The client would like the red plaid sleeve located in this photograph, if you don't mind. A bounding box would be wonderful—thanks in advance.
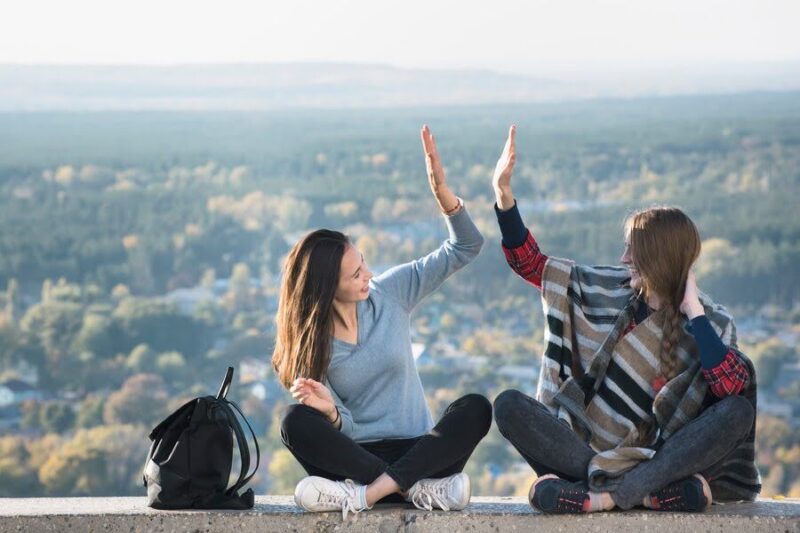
[702,350,750,397]
[501,230,549,289]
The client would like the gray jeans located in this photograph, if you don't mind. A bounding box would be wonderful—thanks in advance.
[493,389,754,510]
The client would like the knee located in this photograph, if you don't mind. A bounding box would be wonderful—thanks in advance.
[493,389,526,429]
[715,395,755,439]
[457,393,493,437]
[280,403,319,446]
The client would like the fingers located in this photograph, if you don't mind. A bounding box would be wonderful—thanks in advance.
[290,378,312,396]
[504,125,517,170]
[421,125,434,175]
[291,377,325,403]
[422,125,439,165]
[421,124,444,184]
[291,388,309,403]
[430,132,440,161]
[420,124,433,158]
[422,125,443,160]
[503,125,516,157]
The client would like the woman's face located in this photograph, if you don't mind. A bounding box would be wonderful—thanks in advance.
[335,244,373,303]
[620,232,643,291]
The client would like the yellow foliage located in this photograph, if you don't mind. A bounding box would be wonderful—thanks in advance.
[268,449,306,493]
[111,284,130,299]
[696,238,737,278]
[207,191,312,232]
[371,153,389,167]
[53,166,75,186]
[184,223,202,237]
[38,425,147,496]
[122,234,139,250]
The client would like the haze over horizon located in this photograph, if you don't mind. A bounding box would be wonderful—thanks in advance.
[3,0,798,72]
[3,0,799,110]
[2,61,799,112]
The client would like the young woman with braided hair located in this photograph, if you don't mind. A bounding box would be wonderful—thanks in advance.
[491,126,760,514]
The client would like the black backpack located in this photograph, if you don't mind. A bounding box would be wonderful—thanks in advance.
[143,367,260,509]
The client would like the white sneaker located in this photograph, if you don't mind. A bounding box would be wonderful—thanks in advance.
[294,476,370,519]
[406,472,471,511]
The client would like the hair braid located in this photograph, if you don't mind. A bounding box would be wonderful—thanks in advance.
[659,304,684,380]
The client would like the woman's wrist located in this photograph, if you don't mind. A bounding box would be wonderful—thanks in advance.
[495,187,514,211]
[442,196,463,215]
[434,186,459,214]
[683,300,705,319]
[329,407,341,428]
[325,404,339,423]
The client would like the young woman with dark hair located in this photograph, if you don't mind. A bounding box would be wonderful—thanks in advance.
[490,126,760,514]
[273,126,492,518]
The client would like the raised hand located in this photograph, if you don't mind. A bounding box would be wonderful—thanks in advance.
[421,125,460,214]
[493,125,516,211]
[290,377,337,421]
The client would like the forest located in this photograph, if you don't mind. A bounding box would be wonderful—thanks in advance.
[0,91,798,498]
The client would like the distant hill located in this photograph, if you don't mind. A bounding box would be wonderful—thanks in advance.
[0,63,577,111]
[2,61,799,111]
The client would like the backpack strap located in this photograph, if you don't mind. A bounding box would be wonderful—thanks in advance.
[220,399,261,497]
[217,366,234,399]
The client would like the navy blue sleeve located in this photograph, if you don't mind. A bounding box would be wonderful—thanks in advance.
[688,315,728,369]
[494,200,528,249]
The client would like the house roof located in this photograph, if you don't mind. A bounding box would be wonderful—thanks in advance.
[0,379,36,393]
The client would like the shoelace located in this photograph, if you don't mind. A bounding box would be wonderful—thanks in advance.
[317,479,363,520]
[410,478,454,511]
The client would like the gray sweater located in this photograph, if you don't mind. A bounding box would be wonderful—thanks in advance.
[325,204,484,442]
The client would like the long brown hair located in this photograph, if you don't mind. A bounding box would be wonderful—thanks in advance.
[625,207,701,381]
[271,229,349,389]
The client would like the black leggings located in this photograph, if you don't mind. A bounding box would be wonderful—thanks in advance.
[280,393,492,500]
[493,389,754,510]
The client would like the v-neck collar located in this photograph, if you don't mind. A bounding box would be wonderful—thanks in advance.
[332,299,363,348]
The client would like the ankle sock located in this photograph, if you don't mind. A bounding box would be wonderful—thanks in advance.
[357,485,370,510]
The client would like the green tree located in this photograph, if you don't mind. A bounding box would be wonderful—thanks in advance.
[225,262,253,312]
[114,298,211,359]
[75,394,106,429]
[71,313,123,359]
[0,436,39,496]
[38,401,76,434]
[20,300,84,387]
[103,373,168,427]
[267,449,306,493]
[746,338,795,389]
[38,425,148,496]
[126,343,156,373]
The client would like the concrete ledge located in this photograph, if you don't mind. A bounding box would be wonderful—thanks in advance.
[1,496,799,532]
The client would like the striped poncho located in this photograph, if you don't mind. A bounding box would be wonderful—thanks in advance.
[538,256,761,501]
